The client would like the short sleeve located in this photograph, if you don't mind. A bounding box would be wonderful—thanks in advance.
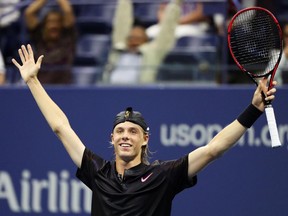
[76,148,107,189]
[163,155,197,194]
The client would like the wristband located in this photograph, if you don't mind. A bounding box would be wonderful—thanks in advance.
[237,104,263,128]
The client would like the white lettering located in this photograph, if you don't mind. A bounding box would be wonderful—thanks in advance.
[60,170,69,213]
[71,179,91,213]
[160,123,288,147]
[0,171,20,212]
[190,124,207,147]
[160,124,176,146]
[0,170,91,213]
[207,124,222,142]
[177,124,191,147]
[190,124,207,146]
[21,170,31,212]
[32,178,48,212]
[161,123,223,147]
[247,126,256,146]
[278,125,288,146]
[47,171,57,213]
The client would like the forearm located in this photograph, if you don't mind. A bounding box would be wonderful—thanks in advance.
[188,120,246,177]
[207,120,246,157]
[26,77,70,133]
[57,0,73,12]
[57,0,75,27]
[25,0,47,29]
[112,0,133,49]
[0,73,5,85]
[151,0,182,52]
[25,0,47,14]
[209,103,264,156]
[208,103,263,157]
[173,0,184,5]
[178,3,206,24]
[188,81,274,178]
[27,77,85,167]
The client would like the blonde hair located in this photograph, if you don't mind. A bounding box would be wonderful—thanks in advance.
[141,132,152,165]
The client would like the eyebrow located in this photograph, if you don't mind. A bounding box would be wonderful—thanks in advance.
[114,126,145,133]
[115,126,140,131]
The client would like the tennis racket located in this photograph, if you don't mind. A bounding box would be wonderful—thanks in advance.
[227,7,282,148]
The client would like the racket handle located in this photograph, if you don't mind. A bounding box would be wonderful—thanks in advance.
[265,105,281,148]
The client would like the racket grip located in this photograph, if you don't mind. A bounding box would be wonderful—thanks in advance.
[265,106,281,148]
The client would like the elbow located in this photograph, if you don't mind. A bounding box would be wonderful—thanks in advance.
[207,151,221,162]
[24,8,35,19]
[51,120,70,135]
[206,145,225,161]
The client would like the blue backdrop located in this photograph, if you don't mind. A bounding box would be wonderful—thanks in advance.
[1,85,288,216]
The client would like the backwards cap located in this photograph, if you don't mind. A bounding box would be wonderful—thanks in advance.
[113,107,149,132]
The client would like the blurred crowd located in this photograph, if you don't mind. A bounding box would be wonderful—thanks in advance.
[0,0,287,86]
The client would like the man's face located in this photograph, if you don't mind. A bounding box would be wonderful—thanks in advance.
[43,12,63,41]
[126,26,148,52]
[111,121,149,163]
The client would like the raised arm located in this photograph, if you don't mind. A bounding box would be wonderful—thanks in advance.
[187,78,277,178]
[56,0,75,28]
[178,3,208,24]
[149,0,182,53]
[112,0,133,49]
[158,2,207,25]
[24,0,47,30]
[0,50,5,85]
[12,45,85,168]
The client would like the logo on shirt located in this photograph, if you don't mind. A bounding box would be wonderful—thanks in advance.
[141,172,153,183]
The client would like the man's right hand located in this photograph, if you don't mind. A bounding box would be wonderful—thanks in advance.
[12,44,44,83]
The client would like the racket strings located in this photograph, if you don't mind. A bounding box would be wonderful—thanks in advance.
[230,9,281,76]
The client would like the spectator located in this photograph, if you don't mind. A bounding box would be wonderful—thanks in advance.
[226,0,251,84]
[275,22,288,85]
[0,50,5,85]
[146,2,214,39]
[24,0,76,84]
[145,1,220,83]
[0,0,21,66]
[102,0,183,84]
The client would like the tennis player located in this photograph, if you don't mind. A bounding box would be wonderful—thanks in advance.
[12,44,277,216]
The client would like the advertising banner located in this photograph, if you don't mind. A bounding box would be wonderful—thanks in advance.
[1,86,287,216]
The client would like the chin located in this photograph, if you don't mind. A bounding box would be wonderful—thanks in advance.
[128,47,139,52]
[118,153,136,162]
[50,36,60,41]
[47,33,61,41]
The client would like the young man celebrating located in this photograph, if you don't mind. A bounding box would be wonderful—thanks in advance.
[12,44,277,215]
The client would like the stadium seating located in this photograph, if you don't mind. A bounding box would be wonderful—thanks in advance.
[72,66,103,85]
[157,34,221,82]
[74,34,111,66]
[134,3,159,27]
[0,0,230,84]
[75,4,116,34]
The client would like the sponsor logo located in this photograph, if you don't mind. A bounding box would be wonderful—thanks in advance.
[141,173,153,183]
[160,123,288,147]
[0,170,91,213]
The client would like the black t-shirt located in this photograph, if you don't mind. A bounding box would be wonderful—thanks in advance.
[76,148,197,216]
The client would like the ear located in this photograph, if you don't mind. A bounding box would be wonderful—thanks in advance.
[110,133,114,144]
[142,133,149,146]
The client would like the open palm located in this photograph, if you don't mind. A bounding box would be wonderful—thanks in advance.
[12,44,43,83]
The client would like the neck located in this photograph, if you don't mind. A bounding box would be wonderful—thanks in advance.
[115,158,141,176]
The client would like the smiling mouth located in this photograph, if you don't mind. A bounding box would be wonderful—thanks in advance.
[119,143,132,147]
